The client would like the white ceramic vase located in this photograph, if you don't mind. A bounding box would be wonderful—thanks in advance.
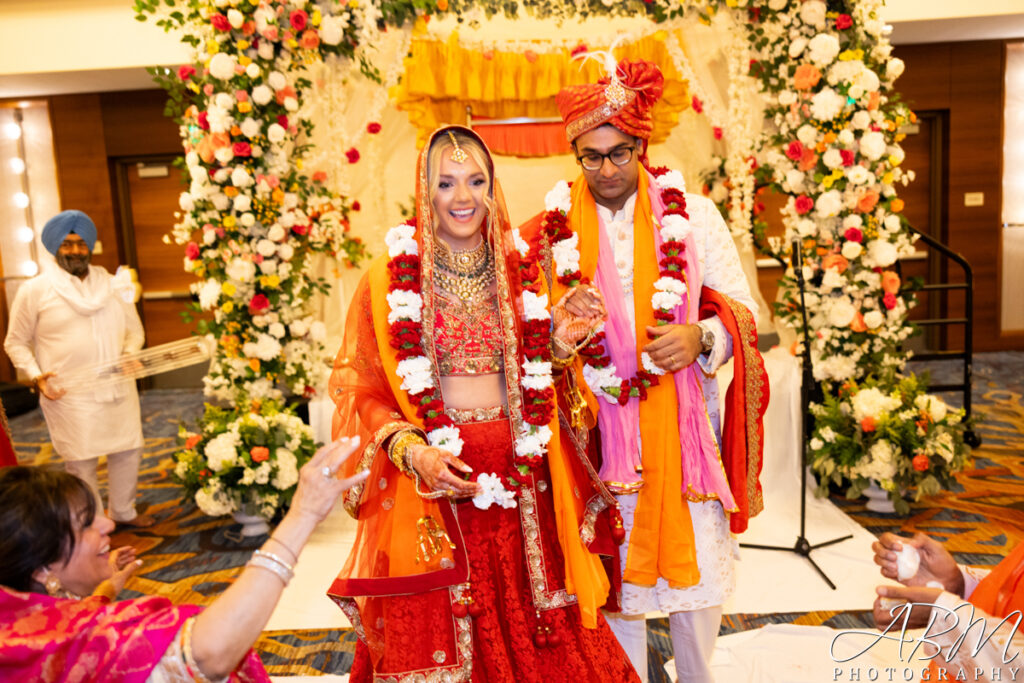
[863,480,897,513]
[232,508,270,537]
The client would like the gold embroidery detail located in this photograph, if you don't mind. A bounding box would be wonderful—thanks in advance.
[444,405,507,423]
[448,131,468,163]
[416,516,457,565]
[579,496,609,546]
[519,486,575,611]
[564,89,638,142]
[727,294,766,520]
[343,420,414,517]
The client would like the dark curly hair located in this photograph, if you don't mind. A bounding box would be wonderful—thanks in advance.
[0,466,97,592]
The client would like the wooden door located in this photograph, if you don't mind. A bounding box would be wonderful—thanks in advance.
[114,157,207,388]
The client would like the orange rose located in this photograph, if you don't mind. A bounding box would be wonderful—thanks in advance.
[799,146,818,171]
[867,91,881,111]
[857,189,879,213]
[861,416,876,432]
[250,446,270,463]
[890,198,905,213]
[881,270,901,294]
[822,253,850,273]
[850,312,867,332]
[793,64,822,90]
[185,434,202,450]
[195,131,230,164]
[299,29,320,49]
[437,0,449,9]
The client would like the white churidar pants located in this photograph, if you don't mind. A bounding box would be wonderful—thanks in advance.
[64,447,143,522]
[605,606,722,683]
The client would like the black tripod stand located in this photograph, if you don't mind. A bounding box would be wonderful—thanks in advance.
[739,243,852,589]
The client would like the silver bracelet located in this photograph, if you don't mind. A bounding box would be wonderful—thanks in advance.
[254,548,295,574]
[247,553,294,586]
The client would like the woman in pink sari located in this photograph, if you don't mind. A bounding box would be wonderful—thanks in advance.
[0,438,368,682]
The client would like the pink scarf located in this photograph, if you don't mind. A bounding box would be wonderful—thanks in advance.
[0,586,268,682]
[595,173,736,508]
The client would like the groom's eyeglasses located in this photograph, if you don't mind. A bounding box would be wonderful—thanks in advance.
[575,145,637,171]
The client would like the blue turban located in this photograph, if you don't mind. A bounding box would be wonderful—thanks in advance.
[40,210,97,256]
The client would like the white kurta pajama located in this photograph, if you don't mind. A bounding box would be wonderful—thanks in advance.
[4,265,146,521]
[595,192,758,683]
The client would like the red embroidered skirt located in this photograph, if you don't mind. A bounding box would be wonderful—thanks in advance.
[349,417,638,682]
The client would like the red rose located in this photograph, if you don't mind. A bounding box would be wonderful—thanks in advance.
[249,293,270,313]
[233,142,252,157]
[367,122,382,134]
[912,454,930,472]
[289,9,308,31]
[178,65,196,81]
[345,148,360,163]
[844,227,863,243]
[861,417,876,433]
[211,14,231,31]
[250,446,270,463]
[352,201,361,211]
[197,111,210,130]
[794,195,814,215]
[836,14,853,30]
[840,149,855,167]
[277,114,289,129]
[184,434,202,450]
[713,127,723,140]
[786,141,804,161]
[749,6,761,22]
[883,292,898,310]
[291,224,309,236]
[185,241,200,260]
[691,96,703,114]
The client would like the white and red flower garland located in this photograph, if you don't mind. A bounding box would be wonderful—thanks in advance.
[384,219,557,508]
[540,169,693,406]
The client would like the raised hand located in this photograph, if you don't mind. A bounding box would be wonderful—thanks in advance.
[408,444,479,498]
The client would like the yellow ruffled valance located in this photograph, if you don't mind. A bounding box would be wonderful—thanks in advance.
[393,29,691,153]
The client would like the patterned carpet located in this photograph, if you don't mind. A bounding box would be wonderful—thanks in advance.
[6,351,1023,680]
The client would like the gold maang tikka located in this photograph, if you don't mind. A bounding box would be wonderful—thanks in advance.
[448,131,468,163]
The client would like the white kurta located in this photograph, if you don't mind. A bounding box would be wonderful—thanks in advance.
[596,191,758,615]
[4,265,145,461]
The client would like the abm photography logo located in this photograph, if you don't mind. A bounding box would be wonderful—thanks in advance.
[831,600,1022,681]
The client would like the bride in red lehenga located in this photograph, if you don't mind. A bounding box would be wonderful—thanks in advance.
[327,126,638,682]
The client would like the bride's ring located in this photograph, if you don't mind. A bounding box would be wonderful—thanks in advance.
[321,466,333,478]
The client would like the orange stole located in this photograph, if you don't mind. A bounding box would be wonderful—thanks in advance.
[352,254,610,628]
[547,174,700,590]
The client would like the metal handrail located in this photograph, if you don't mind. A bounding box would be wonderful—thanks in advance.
[901,225,980,447]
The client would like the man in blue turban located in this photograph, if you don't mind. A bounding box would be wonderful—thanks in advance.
[40,210,98,279]
[4,210,153,527]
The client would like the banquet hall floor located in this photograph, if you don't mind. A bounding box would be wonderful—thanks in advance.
[6,351,1023,681]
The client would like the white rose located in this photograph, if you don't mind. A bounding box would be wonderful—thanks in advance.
[178,191,194,212]
[838,129,855,146]
[268,71,287,90]
[259,259,277,275]
[821,268,844,290]
[822,149,843,169]
[240,117,260,139]
[257,239,277,257]
[551,233,581,275]
[310,321,327,341]
[843,215,864,230]
[251,85,273,106]
[268,322,286,338]
[864,310,885,329]
[884,215,901,231]
[214,146,234,164]
[785,169,806,192]
[660,213,692,242]
[799,1,826,29]
[652,291,683,310]
[226,258,255,282]
[866,239,898,267]
[788,37,808,59]
[257,40,274,61]
[290,318,309,338]
[654,170,686,192]
[268,225,285,241]
[811,87,846,121]
[283,97,298,112]
[209,53,237,81]
[197,278,221,309]
[887,57,906,81]
[779,90,798,106]
[888,146,906,165]
[828,297,856,327]
[654,276,687,296]
[240,213,255,227]
[846,166,871,185]
[807,34,840,66]
[797,124,818,145]
[211,193,230,211]
[851,111,871,130]
[320,16,346,45]
[267,123,286,144]
[841,240,863,259]
[859,131,887,161]
[233,194,252,213]
[796,219,816,237]
[768,0,787,8]
[815,190,843,218]
[227,8,244,28]
[543,180,573,213]
[231,166,253,188]
[277,243,294,261]
[245,63,260,79]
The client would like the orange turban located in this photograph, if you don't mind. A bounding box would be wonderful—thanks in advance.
[556,59,665,143]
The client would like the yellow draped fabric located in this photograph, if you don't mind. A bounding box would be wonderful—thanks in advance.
[394,30,691,153]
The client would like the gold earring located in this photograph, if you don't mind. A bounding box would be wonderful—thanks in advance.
[448,131,468,164]
[43,571,63,597]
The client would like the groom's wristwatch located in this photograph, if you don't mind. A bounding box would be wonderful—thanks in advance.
[696,321,714,354]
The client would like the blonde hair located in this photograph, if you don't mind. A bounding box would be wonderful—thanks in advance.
[426,130,493,215]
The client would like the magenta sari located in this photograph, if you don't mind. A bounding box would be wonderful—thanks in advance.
[0,586,268,682]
